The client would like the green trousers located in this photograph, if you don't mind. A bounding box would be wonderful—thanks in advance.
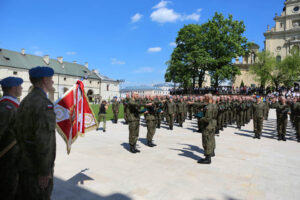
[113,111,119,122]
[98,113,106,130]
[277,117,288,137]
[129,121,140,145]
[146,120,156,141]
[253,116,263,136]
[202,128,216,156]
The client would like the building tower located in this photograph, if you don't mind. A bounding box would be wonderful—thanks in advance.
[264,0,300,61]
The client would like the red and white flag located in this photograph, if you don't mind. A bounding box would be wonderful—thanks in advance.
[54,80,98,154]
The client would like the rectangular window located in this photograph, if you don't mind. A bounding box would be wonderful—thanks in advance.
[64,77,67,81]
[107,84,109,91]
[13,71,17,75]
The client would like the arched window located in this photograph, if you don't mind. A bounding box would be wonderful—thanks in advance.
[276,55,282,63]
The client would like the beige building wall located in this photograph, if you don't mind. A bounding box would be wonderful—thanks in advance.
[264,0,300,59]
[233,64,259,88]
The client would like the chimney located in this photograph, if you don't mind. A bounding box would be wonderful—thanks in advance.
[85,62,88,68]
[73,61,77,64]
[57,56,63,64]
[43,55,50,65]
[21,48,25,55]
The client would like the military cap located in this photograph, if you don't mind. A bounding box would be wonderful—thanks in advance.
[0,76,23,87]
[29,66,54,78]
[114,96,117,98]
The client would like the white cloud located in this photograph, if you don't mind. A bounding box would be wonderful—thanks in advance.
[34,51,43,56]
[111,58,126,65]
[134,67,154,73]
[66,51,77,55]
[148,47,162,53]
[150,1,202,23]
[150,7,180,23]
[182,13,200,21]
[131,13,143,23]
[169,42,176,47]
[152,0,170,9]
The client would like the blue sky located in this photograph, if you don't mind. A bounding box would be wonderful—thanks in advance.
[0,0,285,88]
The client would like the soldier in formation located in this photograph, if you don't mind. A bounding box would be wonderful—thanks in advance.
[0,77,23,199]
[16,66,56,200]
[112,96,120,123]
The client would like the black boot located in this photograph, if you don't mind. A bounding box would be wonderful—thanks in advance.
[129,144,136,153]
[157,124,161,129]
[147,140,156,147]
[134,144,140,153]
[282,136,286,141]
[257,135,261,139]
[211,151,215,157]
[278,135,282,141]
[197,156,211,164]
[297,138,300,143]
[170,126,173,130]
[103,129,106,132]
[180,124,183,127]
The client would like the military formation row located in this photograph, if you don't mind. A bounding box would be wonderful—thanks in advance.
[105,93,300,164]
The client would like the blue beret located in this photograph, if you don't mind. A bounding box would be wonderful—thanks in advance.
[114,96,117,98]
[29,66,54,78]
[0,77,23,88]
[256,96,260,99]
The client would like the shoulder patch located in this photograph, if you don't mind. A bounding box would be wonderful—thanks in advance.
[6,105,12,110]
[47,105,53,109]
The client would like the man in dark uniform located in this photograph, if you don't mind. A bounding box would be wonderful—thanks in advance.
[276,97,290,141]
[177,98,185,127]
[15,66,56,200]
[166,97,176,130]
[127,92,142,153]
[0,77,23,200]
[198,95,218,164]
[112,96,120,123]
[252,96,265,139]
[144,96,157,147]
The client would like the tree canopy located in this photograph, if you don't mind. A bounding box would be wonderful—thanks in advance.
[165,12,249,90]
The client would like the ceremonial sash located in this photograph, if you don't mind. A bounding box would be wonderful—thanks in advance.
[0,96,20,108]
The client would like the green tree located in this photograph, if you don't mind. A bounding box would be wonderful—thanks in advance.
[165,24,213,91]
[201,12,249,87]
[250,51,276,89]
[280,48,300,88]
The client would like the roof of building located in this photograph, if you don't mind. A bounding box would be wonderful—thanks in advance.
[153,83,176,87]
[0,48,115,81]
[121,85,163,92]
[92,69,119,82]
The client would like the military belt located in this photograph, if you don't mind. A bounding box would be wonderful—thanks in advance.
[0,139,16,158]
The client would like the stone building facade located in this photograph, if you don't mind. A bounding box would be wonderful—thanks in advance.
[234,0,300,87]
[0,48,120,102]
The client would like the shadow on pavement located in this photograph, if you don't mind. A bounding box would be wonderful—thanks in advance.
[120,143,131,152]
[170,144,205,161]
[66,168,94,185]
[53,176,132,200]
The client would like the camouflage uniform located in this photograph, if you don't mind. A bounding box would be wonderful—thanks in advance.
[166,101,176,130]
[145,100,157,144]
[15,88,56,200]
[200,103,218,157]
[127,99,141,146]
[252,102,265,138]
[0,97,19,200]
[112,100,120,123]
